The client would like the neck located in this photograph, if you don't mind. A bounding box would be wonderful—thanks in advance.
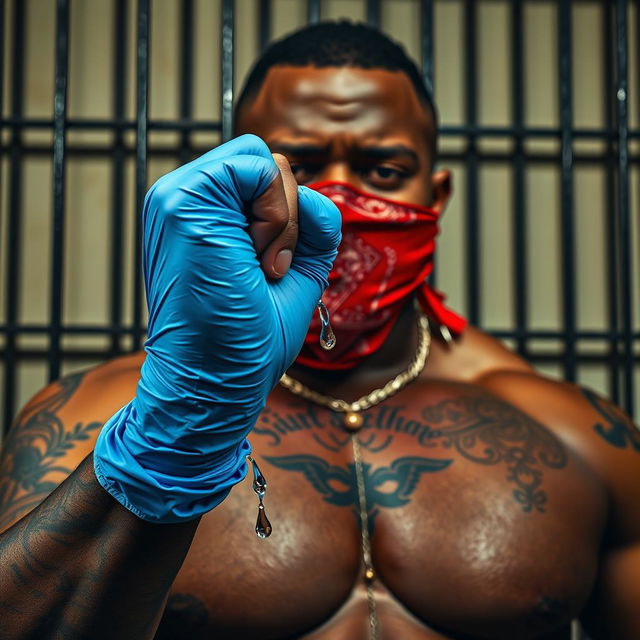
[285,300,419,401]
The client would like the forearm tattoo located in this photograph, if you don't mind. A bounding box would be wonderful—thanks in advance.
[0,455,197,640]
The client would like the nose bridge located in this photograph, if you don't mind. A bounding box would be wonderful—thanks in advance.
[317,134,360,185]
[317,161,354,185]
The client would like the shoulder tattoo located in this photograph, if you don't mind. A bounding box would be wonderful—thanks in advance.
[0,370,102,529]
[420,395,568,512]
[581,387,640,453]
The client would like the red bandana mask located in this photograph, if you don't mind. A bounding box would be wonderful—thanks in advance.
[295,181,466,370]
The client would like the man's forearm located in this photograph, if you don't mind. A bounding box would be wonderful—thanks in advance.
[0,453,199,640]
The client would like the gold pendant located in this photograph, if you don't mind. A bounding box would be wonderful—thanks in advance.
[343,411,364,431]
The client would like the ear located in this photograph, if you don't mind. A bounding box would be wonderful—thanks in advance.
[430,169,452,213]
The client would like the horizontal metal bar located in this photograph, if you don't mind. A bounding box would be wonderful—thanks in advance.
[0,117,222,131]
[1,324,638,341]
[1,348,634,365]
[1,118,639,139]
[2,146,639,168]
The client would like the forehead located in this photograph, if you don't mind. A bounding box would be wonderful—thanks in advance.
[236,65,434,150]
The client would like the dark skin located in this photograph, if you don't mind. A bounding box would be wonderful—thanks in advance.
[0,66,639,639]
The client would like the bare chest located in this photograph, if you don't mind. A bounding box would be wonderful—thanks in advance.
[161,382,606,640]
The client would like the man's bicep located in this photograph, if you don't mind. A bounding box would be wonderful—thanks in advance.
[581,544,640,639]
[0,370,102,531]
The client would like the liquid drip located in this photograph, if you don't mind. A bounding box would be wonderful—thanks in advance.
[249,457,267,498]
[255,502,272,539]
[317,300,336,351]
[248,456,272,538]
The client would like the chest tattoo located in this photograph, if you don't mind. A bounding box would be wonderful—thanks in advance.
[259,394,568,514]
[265,454,451,531]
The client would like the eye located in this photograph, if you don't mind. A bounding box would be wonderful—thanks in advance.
[363,165,408,190]
[374,167,399,179]
[289,163,320,185]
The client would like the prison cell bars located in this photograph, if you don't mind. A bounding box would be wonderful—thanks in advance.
[616,0,634,416]
[133,0,149,350]
[511,0,527,360]
[0,1,638,444]
[604,1,621,407]
[49,0,69,382]
[3,0,26,436]
[110,0,127,358]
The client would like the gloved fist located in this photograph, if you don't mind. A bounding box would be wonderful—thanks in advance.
[94,135,341,522]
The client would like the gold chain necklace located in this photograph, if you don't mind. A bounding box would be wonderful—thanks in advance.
[279,313,431,640]
[280,313,431,430]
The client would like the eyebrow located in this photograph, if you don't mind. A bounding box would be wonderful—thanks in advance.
[357,145,419,164]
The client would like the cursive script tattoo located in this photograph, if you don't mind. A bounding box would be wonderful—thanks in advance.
[259,393,568,513]
[255,403,439,453]
[582,388,640,453]
[264,454,451,532]
[0,371,101,529]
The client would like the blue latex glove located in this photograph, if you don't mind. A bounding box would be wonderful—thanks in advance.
[94,134,341,523]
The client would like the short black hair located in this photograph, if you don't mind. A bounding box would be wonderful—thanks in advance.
[235,20,437,128]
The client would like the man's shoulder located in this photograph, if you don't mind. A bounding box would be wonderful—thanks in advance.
[8,351,144,433]
[426,323,535,382]
[475,366,640,524]
[431,324,640,513]
[53,351,144,417]
[0,352,144,531]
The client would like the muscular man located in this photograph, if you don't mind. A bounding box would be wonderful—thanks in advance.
[1,22,639,640]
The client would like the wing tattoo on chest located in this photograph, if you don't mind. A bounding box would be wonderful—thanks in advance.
[264,454,452,531]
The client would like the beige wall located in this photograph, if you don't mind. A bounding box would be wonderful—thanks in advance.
[1,0,639,421]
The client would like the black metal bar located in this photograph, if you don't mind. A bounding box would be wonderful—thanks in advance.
[366,0,380,29]
[2,0,26,433]
[511,0,527,357]
[179,0,194,164]
[0,116,222,130]
[307,0,320,25]
[48,0,70,382]
[420,0,436,287]
[1,347,631,366]
[558,0,577,381]
[420,0,435,95]
[109,0,127,357]
[4,116,640,139]
[221,0,234,142]
[614,0,634,415]
[133,0,150,350]
[0,0,4,162]
[2,323,638,341]
[258,0,272,52]
[603,3,621,404]
[4,142,640,167]
[464,0,480,325]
